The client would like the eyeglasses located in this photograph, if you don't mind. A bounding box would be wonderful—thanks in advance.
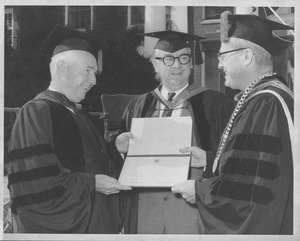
[155,54,192,66]
[217,48,247,63]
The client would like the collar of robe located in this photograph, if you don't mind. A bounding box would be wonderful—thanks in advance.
[152,83,208,109]
[234,76,293,103]
[38,89,82,112]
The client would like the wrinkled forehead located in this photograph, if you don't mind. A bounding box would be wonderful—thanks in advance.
[154,47,191,57]
[64,50,98,68]
[219,40,239,53]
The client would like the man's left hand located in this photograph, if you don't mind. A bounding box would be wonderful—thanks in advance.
[115,132,133,153]
[171,180,196,204]
[95,174,132,195]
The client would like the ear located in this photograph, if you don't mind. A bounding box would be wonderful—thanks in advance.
[243,49,254,66]
[151,58,159,72]
[56,60,68,73]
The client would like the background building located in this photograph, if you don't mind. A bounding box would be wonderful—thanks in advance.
[5,5,294,109]
[2,4,296,234]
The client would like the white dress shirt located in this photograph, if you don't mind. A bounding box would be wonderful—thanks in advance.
[159,84,188,117]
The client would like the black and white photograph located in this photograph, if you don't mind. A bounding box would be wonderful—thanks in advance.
[1,1,299,240]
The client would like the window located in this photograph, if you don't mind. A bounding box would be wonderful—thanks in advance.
[204,7,234,20]
[5,8,13,46]
[259,7,294,17]
[67,6,92,30]
[276,7,294,14]
[127,6,144,27]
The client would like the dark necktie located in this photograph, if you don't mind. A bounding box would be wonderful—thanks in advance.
[162,92,176,117]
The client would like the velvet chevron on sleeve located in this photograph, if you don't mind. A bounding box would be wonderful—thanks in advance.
[195,80,293,234]
[8,99,95,233]
[7,90,122,233]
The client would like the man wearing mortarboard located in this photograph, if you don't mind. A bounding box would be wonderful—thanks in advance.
[172,11,294,234]
[7,25,131,233]
[118,30,235,234]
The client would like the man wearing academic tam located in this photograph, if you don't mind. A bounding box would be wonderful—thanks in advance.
[172,11,294,234]
[7,25,132,233]
[118,30,235,233]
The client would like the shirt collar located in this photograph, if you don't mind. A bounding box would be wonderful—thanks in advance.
[161,84,189,100]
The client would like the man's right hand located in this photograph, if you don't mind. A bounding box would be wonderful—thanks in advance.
[95,174,131,195]
[179,146,207,168]
[115,132,133,153]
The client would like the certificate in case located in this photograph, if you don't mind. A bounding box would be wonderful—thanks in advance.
[118,117,192,187]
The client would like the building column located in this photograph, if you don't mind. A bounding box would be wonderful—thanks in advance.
[144,6,166,57]
[169,6,188,32]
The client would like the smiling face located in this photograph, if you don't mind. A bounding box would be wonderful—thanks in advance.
[59,50,99,103]
[152,48,192,92]
[217,42,247,91]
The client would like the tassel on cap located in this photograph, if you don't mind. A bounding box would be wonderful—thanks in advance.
[220,10,232,42]
[97,49,103,73]
[195,39,203,65]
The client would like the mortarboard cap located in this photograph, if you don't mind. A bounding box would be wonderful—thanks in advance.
[142,30,205,64]
[41,25,103,59]
[220,11,294,53]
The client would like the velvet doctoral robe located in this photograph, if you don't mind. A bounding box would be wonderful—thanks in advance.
[7,90,124,233]
[119,83,235,234]
[195,76,294,234]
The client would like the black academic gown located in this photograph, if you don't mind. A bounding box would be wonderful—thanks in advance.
[194,77,294,234]
[7,90,124,233]
[119,83,235,234]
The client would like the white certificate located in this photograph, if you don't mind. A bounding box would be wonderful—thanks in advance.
[118,117,192,187]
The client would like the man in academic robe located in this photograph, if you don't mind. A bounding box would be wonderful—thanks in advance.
[118,30,235,234]
[7,25,131,233]
[172,11,294,234]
